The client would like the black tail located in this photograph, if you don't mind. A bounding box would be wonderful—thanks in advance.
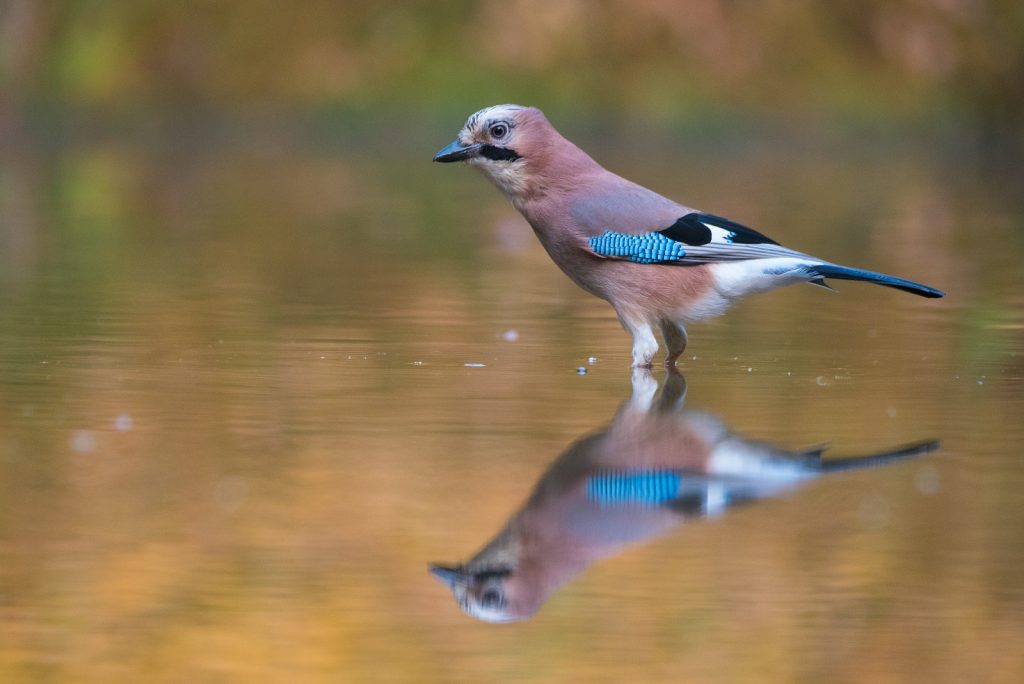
[819,440,940,473]
[809,264,944,298]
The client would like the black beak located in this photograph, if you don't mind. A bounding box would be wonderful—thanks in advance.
[433,139,480,163]
[429,563,465,587]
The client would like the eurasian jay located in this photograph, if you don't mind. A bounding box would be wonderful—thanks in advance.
[429,369,937,622]
[434,105,944,368]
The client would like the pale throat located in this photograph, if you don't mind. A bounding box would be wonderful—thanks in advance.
[471,159,531,203]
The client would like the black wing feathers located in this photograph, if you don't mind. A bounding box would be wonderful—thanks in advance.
[659,212,779,246]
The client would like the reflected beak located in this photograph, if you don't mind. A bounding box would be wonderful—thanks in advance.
[433,139,480,163]
[429,563,466,587]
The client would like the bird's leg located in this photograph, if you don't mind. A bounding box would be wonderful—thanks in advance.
[620,316,659,368]
[660,319,688,367]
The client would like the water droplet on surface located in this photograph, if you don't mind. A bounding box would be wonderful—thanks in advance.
[914,465,941,495]
[114,414,134,431]
[502,329,519,342]
[576,367,587,375]
[71,431,96,454]
[587,357,598,364]
[816,376,830,386]
[215,476,249,513]
[859,494,890,530]
[464,363,486,368]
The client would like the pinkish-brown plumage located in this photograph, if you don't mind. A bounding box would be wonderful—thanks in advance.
[435,105,943,367]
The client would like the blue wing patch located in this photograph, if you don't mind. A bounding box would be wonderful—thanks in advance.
[586,469,682,506]
[589,231,686,264]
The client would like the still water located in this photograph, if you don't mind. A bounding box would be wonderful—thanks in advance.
[1,119,1022,682]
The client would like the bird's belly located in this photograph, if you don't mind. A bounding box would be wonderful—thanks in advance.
[594,261,725,322]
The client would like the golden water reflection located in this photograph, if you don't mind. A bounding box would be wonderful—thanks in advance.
[0,132,1022,682]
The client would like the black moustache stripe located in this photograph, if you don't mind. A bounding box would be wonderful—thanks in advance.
[478,145,522,162]
[470,566,514,581]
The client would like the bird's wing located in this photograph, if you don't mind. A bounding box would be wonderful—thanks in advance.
[587,212,814,264]
[566,176,811,264]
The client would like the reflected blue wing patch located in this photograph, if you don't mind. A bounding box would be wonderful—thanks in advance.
[586,469,682,506]
[589,231,686,264]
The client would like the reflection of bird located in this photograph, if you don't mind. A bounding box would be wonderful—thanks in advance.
[434,105,943,367]
[430,370,938,623]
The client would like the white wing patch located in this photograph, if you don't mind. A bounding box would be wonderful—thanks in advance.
[703,222,737,245]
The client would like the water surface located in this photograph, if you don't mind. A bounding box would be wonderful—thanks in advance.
[1,122,1022,682]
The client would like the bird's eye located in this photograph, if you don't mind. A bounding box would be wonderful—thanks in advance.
[480,589,504,608]
[489,123,509,139]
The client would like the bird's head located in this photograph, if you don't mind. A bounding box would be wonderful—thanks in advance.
[429,562,542,623]
[433,104,554,199]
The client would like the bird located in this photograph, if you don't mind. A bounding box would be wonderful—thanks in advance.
[433,105,944,368]
[429,369,938,623]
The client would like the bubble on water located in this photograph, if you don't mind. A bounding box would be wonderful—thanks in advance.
[502,329,519,342]
[1,439,20,463]
[412,361,425,366]
[464,363,486,368]
[576,367,587,375]
[886,406,897,419]
[114,414,134,431]
[747,367,752,373]
[816,376,830,386]
[914,465,941,495]
[858,494,890,530]
[71,431,97,454]
[588,357,598,364]
[215,475,249,513]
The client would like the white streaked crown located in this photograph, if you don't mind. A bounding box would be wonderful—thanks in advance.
[462,104,528,135]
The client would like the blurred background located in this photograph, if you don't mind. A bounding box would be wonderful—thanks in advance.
[1,2,1023,683]
[2,0,1023,145]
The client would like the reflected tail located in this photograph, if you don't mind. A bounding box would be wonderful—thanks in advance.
[819,440,939,473]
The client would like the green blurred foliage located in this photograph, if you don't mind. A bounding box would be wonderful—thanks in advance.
[1,0,1022,139]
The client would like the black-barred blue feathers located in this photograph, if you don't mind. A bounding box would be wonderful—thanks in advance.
[589,231,686,264]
